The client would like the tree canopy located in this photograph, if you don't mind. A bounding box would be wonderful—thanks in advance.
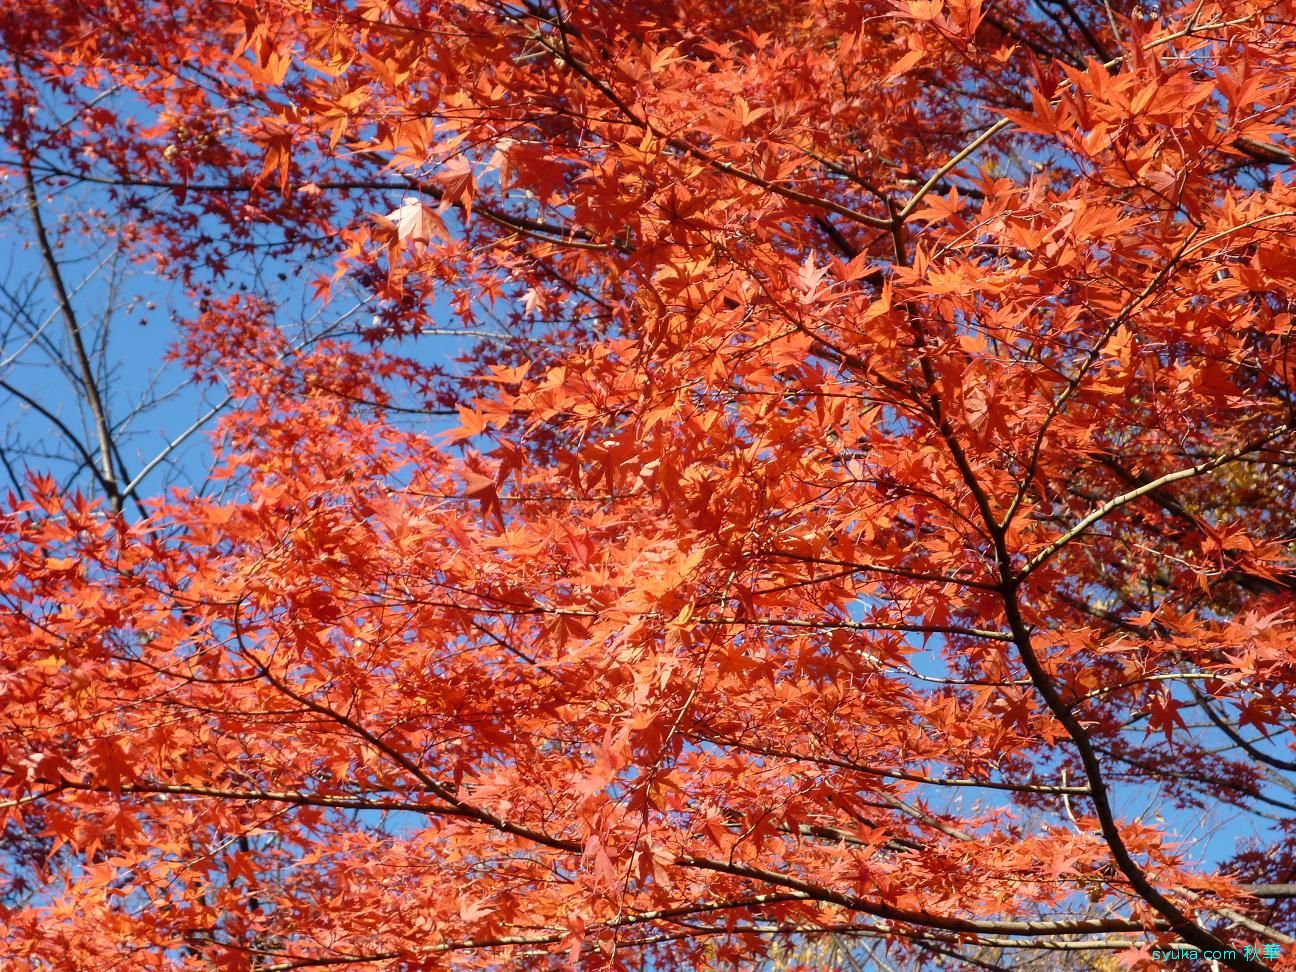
[4,0,1296,968]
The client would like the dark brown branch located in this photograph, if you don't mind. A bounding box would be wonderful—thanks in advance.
[22,162,123,511]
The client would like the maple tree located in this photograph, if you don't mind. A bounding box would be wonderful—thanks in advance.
[5,0,1296,968]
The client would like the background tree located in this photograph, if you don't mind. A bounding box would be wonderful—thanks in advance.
[4,0,1296,969]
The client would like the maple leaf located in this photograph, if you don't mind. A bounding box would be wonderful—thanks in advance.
[383,197,449,245]
[461,469,503,527]
[1146,691,1189,744]
[435,157,476,221]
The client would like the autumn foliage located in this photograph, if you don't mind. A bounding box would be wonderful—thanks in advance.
[5,0,1296,968]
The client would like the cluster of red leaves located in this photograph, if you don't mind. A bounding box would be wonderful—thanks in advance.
[5,0,1296,969]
